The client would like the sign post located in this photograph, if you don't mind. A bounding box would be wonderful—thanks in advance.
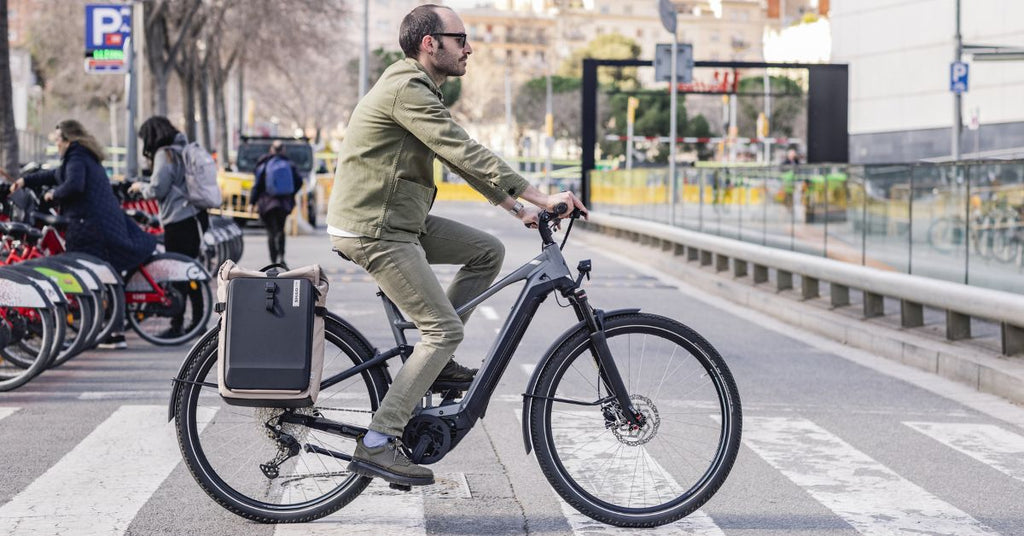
[658,0,678,225]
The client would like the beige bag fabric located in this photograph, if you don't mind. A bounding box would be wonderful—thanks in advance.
[215,260,329,406]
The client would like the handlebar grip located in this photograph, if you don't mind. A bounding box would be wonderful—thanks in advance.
[553,202,568,215]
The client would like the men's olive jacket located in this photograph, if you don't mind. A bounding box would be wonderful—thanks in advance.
[327,58,530,242]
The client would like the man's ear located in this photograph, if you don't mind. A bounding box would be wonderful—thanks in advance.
[420,34,435,55]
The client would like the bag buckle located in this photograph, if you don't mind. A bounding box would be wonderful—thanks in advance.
[265,281,277,311]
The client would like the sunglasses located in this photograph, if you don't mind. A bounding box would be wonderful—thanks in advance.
[432,32,468,48]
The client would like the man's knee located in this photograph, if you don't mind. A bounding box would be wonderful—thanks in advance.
[423,317,464,348]
[479,235,505,270]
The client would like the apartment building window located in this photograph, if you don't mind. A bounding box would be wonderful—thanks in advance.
[711,31,720,42]
[624,5,632,15]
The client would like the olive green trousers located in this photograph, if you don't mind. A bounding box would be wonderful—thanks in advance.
[330,215,504,437]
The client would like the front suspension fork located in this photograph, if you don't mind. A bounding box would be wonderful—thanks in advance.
[567,287,645,428]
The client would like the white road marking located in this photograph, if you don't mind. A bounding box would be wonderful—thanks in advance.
[479,306,500,321]
[275,478,425,536]
[906,421,1024,484]
[0,407,18,420]
[744,416,999,536]
[0,405,213,536]
[520,363,536,377]
[274,472,475,535]
[514,411,724,535]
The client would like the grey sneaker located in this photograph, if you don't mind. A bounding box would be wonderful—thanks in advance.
[347,437,434,487]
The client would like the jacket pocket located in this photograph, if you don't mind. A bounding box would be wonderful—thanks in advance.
[384,178,435,235]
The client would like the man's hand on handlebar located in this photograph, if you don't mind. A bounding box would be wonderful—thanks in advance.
[545,190,588,221]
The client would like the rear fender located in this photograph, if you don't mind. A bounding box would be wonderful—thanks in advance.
[127,252,210,292]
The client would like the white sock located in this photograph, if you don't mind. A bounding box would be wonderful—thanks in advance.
[363,429,391,448]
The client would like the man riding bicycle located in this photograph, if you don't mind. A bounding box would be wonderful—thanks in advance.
[327,4,586,487]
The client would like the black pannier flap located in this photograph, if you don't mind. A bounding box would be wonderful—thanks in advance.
[223,277,315,391]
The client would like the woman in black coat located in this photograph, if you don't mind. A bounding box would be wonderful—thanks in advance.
[4,120,157,349]
[5,121,155,272]
[7,120,156,272]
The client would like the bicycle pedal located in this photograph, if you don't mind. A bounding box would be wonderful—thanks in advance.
[389,483,412,492]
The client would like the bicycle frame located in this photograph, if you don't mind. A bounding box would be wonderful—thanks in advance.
[289,225,645,459]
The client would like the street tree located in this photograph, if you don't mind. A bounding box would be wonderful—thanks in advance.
[558,33,641,90]
[24,0,123,146]
[737,75,804,138]
[512,76,583,152]
[0,0,18,176]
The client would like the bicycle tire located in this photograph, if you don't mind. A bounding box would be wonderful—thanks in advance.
[0,275,58,391]
[127,278,213,347]
[529,313,741,528]
[50,292,99,367]
[174,315,388,523]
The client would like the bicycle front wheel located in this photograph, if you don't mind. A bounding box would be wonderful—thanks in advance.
[529,313,741,527]
[174,316,388,523]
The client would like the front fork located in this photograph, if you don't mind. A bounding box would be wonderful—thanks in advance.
[565,267,645,429]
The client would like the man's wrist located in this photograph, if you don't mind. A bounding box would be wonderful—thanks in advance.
[508,200,525,216]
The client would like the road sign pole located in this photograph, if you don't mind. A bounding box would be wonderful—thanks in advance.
[953,0,962,161]
[669,31,678,226]
[124,36,137,178]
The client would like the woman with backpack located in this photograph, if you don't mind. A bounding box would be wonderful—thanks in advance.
[130,116,205,338]
[4,119,157,349]
[249,141,302,268]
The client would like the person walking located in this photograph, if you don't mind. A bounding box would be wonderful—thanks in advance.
[5,119,156,349]
[250,141,302,268]
[130,116,204,339]
[327,4,587,488]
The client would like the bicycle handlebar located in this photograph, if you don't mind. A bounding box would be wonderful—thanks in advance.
[538,202,585,246]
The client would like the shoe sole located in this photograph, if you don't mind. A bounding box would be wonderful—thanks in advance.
[347,459,434,487]
[430,380,472,391]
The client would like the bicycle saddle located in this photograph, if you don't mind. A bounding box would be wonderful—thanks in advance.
[32,212,70,230]
[0,221,43,244]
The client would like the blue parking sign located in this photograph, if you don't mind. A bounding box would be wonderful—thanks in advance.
[950,62,969,94]
[84,4,131,73]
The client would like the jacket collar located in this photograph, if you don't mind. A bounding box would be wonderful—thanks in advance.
[402,58,444,100]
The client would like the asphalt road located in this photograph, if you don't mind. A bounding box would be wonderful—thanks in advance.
[1,201,1023,535]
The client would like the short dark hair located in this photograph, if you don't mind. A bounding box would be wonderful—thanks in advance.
[399,4,450,58]
[138,116,180,160]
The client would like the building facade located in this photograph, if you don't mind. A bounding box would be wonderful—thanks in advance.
[831,0,1024,162]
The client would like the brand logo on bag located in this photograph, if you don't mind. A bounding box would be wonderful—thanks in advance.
[292,280,301,307]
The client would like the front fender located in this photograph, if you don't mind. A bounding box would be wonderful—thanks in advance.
[520,308,641,455]
[167,325,220,421]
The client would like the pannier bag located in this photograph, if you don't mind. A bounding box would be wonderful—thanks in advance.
[215,260,329,407]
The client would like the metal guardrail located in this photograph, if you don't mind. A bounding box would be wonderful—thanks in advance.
[586,212,1024,356]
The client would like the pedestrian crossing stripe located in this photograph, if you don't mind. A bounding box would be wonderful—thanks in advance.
[0,407,17,421]
[905,422,1024,484]
[0,405,213,536]
[743,416,1000,536]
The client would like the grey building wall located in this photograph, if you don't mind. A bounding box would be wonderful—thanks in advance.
[850,121,1024,163]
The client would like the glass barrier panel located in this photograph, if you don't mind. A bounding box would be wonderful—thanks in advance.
[861,164,912,274]
[965,162,1024,293]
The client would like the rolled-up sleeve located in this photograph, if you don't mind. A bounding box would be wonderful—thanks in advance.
[392,79,529,205]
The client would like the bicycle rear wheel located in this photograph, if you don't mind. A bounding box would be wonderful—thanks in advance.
[174,315,388,523]
[128,279,212,346]
[529,313,741,528]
